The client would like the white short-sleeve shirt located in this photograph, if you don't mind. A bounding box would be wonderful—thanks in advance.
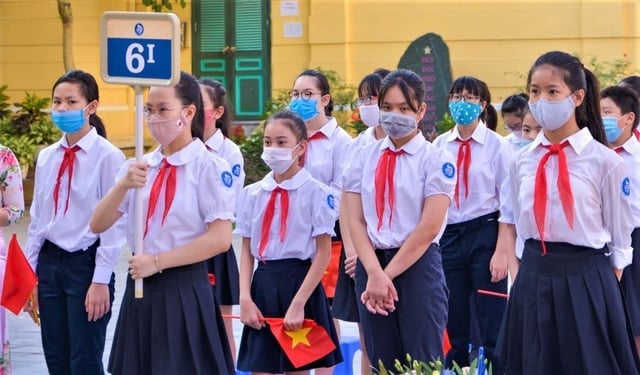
[205,129,245,199]
[344,132,456,249]
[615,135,640,228]
[235,168,338,261]
[118,139,236,255]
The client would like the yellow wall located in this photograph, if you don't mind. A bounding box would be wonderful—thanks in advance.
[1,0,640,140]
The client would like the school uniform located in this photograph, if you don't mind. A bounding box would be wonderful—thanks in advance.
[616,135,640,336]
[304,117,353,302]
[235,168,343,373]
[432,121,511,372]
[107,139,236,375]
[332,126,381,322]
[343,131,455,370]
[25,127,125,375]
[204,130,244,306]
[497,127,640,374]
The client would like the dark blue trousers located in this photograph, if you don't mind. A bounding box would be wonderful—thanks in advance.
[440,212,506,373]
[355,244,448,371]
[37,240,114,375]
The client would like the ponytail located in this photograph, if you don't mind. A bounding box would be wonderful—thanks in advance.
[579,68,605,145]
[90,114,107,138]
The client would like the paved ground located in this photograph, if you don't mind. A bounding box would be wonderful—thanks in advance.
[5,212,361,374]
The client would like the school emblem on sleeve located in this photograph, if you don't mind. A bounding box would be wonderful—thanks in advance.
[622,177,631,196]
[232,164,241,177]
[326,194,336,209]
[221,171,233,188]
[442,162,455,179]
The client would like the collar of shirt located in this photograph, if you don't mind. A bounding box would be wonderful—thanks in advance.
[204,129,224,152]
[380,131,426,155]
[445,120,488,144]
[147,138,206,167]
[259,168,312,192]
[535,127,592,155]
[312,117,339,139]
[59,126,99,153]
[618,134,640,155]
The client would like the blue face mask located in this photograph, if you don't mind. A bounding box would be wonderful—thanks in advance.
[520,138,533,148]
[449,100,482,126]
[51,105,90,134]
[289,98,320,122]
[602,116,623,143]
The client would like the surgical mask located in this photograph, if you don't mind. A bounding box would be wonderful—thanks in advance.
[602,116,625,143]
[261,145,299,174]
[146,114,186,145]
[520,138,533,148]
[51,105,90,134]
[289,98,320,122]
[204,108,216,131]
[359,104,379,127]
[449,101,482,126]
[379,112,417,138]
[528,95,575,131]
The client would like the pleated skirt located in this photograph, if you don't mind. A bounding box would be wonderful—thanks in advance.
[330,246,360,322]
[206,244,240,305]
[236,258,343,373]
[497,239,640,375]
[107,261,235,375]
[620,228,640,336]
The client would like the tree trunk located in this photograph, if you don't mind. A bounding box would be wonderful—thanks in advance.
[57,0,75,72]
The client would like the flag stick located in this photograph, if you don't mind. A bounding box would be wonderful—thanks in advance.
[27,294,40,326]
[134,85,144,298]
[477,289,509,299]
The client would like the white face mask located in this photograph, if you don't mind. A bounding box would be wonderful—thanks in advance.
[261,145,299,174]
[359,104,380,127]
[528,95,576,131]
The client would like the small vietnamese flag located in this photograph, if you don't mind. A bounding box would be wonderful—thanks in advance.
[443,328,452,355]
[0,234,37,315]
[267,318,337,368]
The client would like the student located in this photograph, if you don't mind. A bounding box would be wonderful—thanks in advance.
[236,110,342,374]
[519,108,543,148]
[432,76,511,373]
[333,71,387,374]
[199,78,243,362]
[497,51,640,374]
[601,85,640,357]
[0,144,24,371]
[618,76,640,140]
[501,94,530,151]
[23,70,125,374]
[344,69,454,370]
[90,71,236,374]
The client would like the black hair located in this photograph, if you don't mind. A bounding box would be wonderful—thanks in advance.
[501,93,530,118]
[619,76,640,97]
[358,73,383,98]
[175,71,205,140]
[199,78,232,137]
[449,76,495,128]
[52,70,107,138]
[379,69,425,113]
[373,68,391,79]
[527,51,605,144]
[296,69,333,116]
[601,85,640,129]
[266,110,308,141]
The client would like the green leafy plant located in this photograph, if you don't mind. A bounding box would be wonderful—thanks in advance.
[374,354,491,375]
[142,0,186,12]
[240,126,269,185]
[0,85,10,120]
[436,112,455,135]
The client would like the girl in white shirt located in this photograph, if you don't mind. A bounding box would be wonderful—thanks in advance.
[199,78,243,363]
[91,71,236,374]
[24,70,125,375]
[344,69,455,370]
[497,51,640,374]
[236,110,342,373]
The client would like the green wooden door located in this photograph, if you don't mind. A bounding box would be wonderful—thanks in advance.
[192,0,270,121]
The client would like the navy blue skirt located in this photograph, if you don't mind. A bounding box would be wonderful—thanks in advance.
[108,261,234,375]
[497,240,640,375]
[236,258,343,373]
[206,244,240,305]
[620,228,640,336]
[331,246,360,322]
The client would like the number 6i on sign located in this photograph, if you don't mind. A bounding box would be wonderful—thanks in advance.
[100,12,180,299]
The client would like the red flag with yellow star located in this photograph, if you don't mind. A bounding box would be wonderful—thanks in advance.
[267,318,336,368]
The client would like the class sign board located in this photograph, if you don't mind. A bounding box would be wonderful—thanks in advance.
[100,12,180,86]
